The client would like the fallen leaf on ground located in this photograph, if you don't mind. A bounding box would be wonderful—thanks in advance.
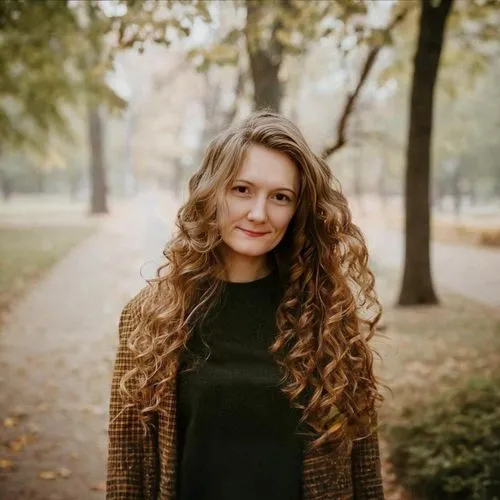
[27,423,40,433]
[3,417,17,428]
[82,404,105,415]
[10,407,28,419]
[57,467,72,478]
[90,481,106,491]
[8,434,30,452]
[39,470,57,480]
[0,458,14,470]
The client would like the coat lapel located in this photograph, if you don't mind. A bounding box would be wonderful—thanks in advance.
[157,377,178,499]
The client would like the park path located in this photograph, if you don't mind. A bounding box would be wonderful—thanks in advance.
[0,190,177,500]
[0,190,497,500]
[358,221,500,310]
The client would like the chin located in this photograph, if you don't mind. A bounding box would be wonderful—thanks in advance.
[227,240,271,258]
[234,245,270,258]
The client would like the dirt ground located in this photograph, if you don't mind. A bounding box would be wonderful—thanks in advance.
[0,190,498,499]
[0,191,175,499]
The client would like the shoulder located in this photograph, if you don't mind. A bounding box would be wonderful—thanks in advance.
[126,283,158,312]
[119,283,158,332]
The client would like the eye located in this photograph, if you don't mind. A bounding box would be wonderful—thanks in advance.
[274,193,292,203]
[232,185,249,195]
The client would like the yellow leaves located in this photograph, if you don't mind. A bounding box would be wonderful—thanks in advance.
[57,467,72,478]
[3,417,17,428]
[7,439,25,453]
[365,28,394,48]
[7,433,38,453]
[0,458,14,470]
[82,404,105,416]
[187,43,239,71]
[221,28,242,46]
[39,470,57,480]
[38,467,72,480]
[31,144,68,172]
[90,481,107,491]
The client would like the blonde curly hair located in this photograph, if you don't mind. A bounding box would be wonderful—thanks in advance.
[120,110,383,451]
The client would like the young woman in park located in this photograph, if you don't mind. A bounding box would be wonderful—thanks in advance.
[106,111,385,499]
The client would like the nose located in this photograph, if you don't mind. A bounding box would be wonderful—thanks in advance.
[247,196,267,223]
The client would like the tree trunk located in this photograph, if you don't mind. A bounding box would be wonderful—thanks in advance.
[245,0,286,113]
[68,166,80,202]
[35,169,46,194]
[398,0,454,306]
[493,173,500,198]
[451,164,462,217]
[0,171,13,201]
[123,105,137,197]
[468,176,477,207]
[377,154,388,209]
[88,104,108,214]
[432,179,444,213]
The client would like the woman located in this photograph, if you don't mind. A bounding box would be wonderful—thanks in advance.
[107,111,385,499]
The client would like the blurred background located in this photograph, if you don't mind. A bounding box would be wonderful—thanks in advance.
[0,0,499,498]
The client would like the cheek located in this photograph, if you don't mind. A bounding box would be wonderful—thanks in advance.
[225,200,248,223]
[273,209,296,231]
[218,199,244,231]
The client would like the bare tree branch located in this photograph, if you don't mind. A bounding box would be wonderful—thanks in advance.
[321,6,413,160]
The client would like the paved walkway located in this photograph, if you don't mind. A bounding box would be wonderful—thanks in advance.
[0,190,497,499]
[360,223,500,310]
[0,190,177,500]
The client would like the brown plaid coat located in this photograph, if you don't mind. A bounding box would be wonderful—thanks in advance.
[107,288,384,500]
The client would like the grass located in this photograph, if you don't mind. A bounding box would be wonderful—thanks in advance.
[0,225,96,315]
[373,268,500,498]
[351,195,500,249]
[375,267,500,420]
[389,213,500,248]
[0,195,100,317]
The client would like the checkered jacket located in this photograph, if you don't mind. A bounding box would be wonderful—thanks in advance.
[106,288,384,499]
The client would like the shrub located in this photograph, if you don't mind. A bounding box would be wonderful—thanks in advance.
[479,229,500,247]
[385,375,500,499]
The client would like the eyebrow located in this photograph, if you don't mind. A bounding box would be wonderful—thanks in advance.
[234,179,297,196]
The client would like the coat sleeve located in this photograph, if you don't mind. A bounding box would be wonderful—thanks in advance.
[106,299,157,499]
[351,417,385,499]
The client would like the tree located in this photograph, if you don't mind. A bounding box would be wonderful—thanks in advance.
[186,1,374,114]
[0,0,81,154]
[397,0,455,306]
[0,0,126,213]
[0,0,210,210]
[321,2,413,159]
[244,0,291,112]
[83,2,113,214]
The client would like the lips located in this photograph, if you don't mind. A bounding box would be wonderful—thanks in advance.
[238,227,269,237]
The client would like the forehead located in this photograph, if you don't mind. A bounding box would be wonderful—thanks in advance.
[236,144,299,190]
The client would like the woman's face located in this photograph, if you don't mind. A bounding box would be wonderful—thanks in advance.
[218,144,300,267]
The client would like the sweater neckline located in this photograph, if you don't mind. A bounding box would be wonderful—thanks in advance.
[220,269,277,289]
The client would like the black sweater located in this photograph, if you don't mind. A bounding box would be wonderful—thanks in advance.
[176,270,303,500]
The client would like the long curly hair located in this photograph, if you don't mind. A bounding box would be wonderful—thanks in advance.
[120,110,383,451]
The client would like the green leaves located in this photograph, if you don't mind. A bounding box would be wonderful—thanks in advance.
[0,2,101,153]
[387,374,500,499]
[111,0,210,52]
[0,0,209,156]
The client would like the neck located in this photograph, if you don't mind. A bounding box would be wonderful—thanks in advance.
[220,253,271,283]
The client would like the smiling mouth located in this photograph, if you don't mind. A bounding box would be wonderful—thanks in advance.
[238,228,269,237]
